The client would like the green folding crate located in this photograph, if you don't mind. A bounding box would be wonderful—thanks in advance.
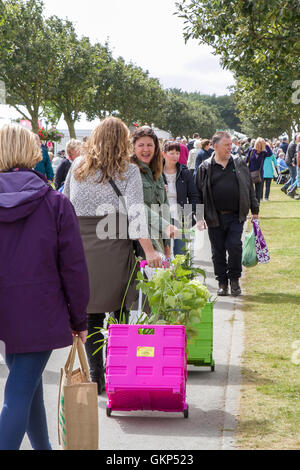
[187,302,215,371]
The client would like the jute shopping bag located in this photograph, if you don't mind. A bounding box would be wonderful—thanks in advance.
[58,336,99,450]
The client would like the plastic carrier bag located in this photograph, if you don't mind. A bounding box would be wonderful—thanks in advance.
[242,228,258,268]
[252,219,270,264]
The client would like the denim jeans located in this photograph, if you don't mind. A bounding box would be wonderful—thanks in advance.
[174,238,186,256]
[283,164,297,190]
[261,178,272,200]
[208,214,244,284]
[0,351,52,450]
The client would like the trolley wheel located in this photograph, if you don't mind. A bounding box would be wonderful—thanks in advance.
[211,364,215,372]
[183,405,189,419]
[106,407,112,417]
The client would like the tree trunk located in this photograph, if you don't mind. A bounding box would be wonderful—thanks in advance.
[31,115,40,134]
[64,115,76,139]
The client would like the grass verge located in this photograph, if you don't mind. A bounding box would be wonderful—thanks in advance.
[236,184,300,450]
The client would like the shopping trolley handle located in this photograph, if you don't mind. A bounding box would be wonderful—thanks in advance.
[139,259,170,270]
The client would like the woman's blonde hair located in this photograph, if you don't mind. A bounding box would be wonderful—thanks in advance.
[0,124,42,172]
[66,139,81,156]
[254,137,266,154]
[194,139,202,150]
[74,117,131,183]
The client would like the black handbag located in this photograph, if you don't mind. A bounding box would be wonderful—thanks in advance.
[108,178,144,258]
[248,150,264,184]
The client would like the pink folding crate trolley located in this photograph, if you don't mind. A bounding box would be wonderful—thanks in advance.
[106,257,188,418]
[105,324,188,418]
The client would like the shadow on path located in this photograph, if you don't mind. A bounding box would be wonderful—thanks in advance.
[244,293,300,305]
[187,365,273,387]
[97,400,232,439]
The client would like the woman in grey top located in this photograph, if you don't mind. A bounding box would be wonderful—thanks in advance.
[64,117,161,394]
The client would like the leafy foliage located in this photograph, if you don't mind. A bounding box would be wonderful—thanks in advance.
[175,0,300,136]
[155,88,228,137]
[136,255,210,339]
[46,17,97,138]
[0,0,60,132]
[86,48,166,127]
[0,0,242,138]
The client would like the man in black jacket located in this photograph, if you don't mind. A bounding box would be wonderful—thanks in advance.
[195,132,259,297]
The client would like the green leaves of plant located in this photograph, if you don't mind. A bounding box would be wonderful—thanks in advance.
[137,254,210,339]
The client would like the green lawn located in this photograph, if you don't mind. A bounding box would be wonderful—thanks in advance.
[236,183,300,450]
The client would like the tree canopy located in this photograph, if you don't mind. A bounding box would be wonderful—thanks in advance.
[0,0,59,132]
[0,0,241,139]
[176,0,300,137]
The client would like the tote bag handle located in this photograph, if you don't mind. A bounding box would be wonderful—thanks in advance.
[64,336,91,382]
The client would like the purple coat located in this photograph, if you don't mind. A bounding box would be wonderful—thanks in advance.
[0,169,89,354]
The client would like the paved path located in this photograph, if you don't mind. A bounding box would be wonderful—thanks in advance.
[0,230,244,450]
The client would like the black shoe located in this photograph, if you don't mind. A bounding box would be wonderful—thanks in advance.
[230,279,242,297]
[281,187,287,194]
[217,282,229,296]
[287,189,296,198]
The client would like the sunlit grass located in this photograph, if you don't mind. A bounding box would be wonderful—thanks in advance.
[236,184,300,450]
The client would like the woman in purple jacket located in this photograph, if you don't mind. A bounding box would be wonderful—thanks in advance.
[0,124,90,450]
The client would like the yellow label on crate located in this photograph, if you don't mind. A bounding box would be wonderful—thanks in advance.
[137,347,155,357]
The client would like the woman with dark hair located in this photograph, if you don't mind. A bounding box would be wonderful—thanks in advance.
[131,127,177,260]
[163,142,200,256]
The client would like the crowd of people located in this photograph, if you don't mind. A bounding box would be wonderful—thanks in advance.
[0,117,298,450]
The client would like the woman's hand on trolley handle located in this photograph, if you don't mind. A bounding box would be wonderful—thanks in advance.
[138,238,162,268]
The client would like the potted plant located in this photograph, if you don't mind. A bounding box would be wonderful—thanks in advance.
[48,127,64,143]
[38,127,49,141]
[135,255,210,340]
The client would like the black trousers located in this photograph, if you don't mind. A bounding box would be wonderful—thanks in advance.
[84,310,129,380]
[255,182,263,204]
[208,214,244,284]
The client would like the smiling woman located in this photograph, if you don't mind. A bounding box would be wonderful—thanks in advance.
[131,127,176,258]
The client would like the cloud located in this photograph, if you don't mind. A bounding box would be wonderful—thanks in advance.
[42,0,235,96]
[160,70,235,95]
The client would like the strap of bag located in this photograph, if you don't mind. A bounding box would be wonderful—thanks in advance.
[108,178,132,240]
[108,178,143,256]
[259,155,264,172]
[247,149,255,167]
[65,336,91,382]
[108,178,127,213]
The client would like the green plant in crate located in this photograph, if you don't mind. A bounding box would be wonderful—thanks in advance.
[89,250,211,353]
[136,255,210,340]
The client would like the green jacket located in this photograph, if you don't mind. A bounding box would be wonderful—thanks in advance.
[137,160,171,253]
